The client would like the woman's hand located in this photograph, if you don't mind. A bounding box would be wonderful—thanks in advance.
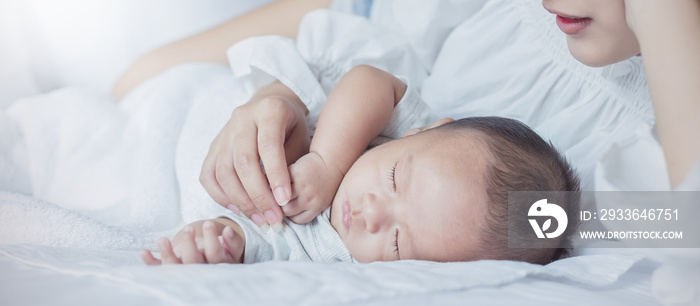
[200,81,310,231]
[283,152,344,224]
[141,219,245,265]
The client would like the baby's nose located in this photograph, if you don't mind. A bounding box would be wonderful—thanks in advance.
[362,192,390,234]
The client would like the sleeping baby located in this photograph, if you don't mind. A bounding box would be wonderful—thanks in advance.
[141,65,580,266]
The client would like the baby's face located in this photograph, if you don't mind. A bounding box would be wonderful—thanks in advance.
[330,129,490,262]
[542,0,639,67]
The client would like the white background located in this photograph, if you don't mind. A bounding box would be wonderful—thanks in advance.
[0,0,273,108]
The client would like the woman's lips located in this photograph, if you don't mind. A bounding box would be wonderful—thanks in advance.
[555,15,592,36]
[542,5,592,36]
[342,200,352,230]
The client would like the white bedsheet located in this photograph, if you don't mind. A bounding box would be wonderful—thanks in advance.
[0,240,659,306]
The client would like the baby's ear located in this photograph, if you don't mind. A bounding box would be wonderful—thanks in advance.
[401,117,455,138]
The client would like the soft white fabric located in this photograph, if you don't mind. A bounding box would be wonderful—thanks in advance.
[0,191,159,249]
[228,10,431,127]
[381,78,439,139]
[223,208,352,263]
[0,240,658,306]
[2,63,243,230]
[367,0,488,72]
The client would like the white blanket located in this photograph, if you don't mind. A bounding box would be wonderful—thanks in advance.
[0,63,666,305]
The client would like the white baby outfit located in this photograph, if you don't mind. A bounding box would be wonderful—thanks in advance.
[221,208,350,263]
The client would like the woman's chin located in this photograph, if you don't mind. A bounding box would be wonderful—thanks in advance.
[567,38,639,67]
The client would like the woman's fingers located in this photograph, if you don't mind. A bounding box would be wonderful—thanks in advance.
[140,249,162,265]
[257,106,292,208]
[200,135,234,208]
[201,94,309,233]
[214,155,261,221]
[231,118,284,231]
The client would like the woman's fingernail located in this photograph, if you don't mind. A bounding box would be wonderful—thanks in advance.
[203,221,214,229]
[270,222,284,233]
[273,187,290,206]
[227,204,241,215]
[184,225,193,233]
[251,213,268,229]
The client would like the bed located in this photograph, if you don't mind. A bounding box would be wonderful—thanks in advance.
[0,0,697,305]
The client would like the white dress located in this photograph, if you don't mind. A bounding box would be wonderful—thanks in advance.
[334,0,700,193]
[226,0,700,196]
[418,0,668,192]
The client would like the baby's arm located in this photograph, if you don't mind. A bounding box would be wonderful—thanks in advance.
[283,65,406,223]
[141,218,246,265]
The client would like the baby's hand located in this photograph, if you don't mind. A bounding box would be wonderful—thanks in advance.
[283,152,343,224]
[140,220,244,265]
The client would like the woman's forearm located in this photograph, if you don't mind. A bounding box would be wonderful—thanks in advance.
[626,0,700,187]
[112,0,333,99]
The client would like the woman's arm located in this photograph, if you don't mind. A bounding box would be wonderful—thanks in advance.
[625,0,700,187]
[112,0,333,99]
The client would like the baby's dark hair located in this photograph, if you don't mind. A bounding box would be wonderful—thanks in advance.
[435,117,580,265]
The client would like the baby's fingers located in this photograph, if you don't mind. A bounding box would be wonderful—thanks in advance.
[177,225,206,264]
[287,209,317,224]
[280,195,304,220]
[202,221,229,264]
[157,238,182,265]
[140,249,162,265]
[222,226,244,263]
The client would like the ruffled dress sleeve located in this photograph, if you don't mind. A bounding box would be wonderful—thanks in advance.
[227,9,437,132]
